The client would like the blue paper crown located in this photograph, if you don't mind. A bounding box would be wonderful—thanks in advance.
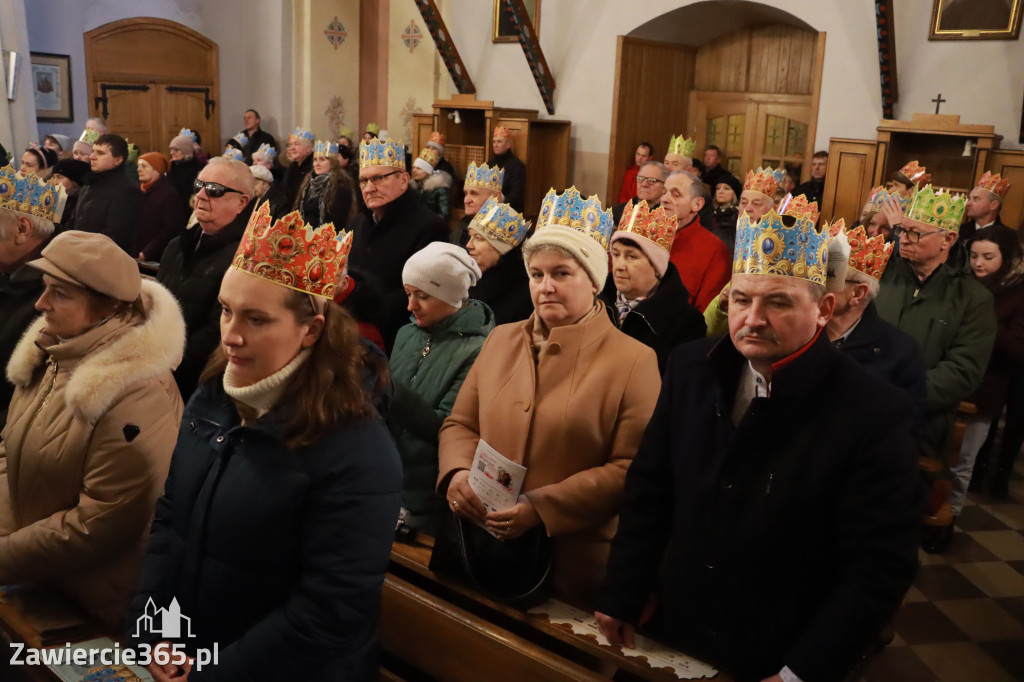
[868,186,910,213]
[0,164,68,223]
[733,208,829,285]
[536,186,615,250]
[178,128,197,143]
[291,127,315,143]
[222,148,244,162]
[254,143,277,161]
[465,162,504,192]
[358,137,405,169]
[233,132,249,146]
[314,139,339,157]
[470,196,529,250]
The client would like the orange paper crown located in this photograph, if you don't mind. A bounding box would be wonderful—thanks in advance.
[428,131,445,148]
[616,199,678,254]
[232,202,352,299]
[492,126,512,140]
[744,167,780,197]
[976,171,1011,199]
[780,193,820,223]
[896,161,931,188]
[829,220,894,281]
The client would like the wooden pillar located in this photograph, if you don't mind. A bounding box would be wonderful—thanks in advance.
[359,0,389,134]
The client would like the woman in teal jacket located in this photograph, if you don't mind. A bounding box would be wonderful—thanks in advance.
[390,242,494,534]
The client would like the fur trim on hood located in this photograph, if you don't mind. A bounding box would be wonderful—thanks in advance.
[417,170,453,192]
[6,279,186,422]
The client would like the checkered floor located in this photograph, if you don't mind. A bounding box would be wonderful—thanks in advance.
[856,462,1024,682]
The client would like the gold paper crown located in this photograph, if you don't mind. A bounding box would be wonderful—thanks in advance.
[733,208,829,285]
[667,135,695,158]
[616,200,678,254]
[338,128,353,140]
[868,186,910,213]
[779,193,820,223]
[492,126,512,140]
[78,129,100,145]
[314,140,339,158]
[465,162,504,192]
[365,123,380,135]
[832,221,894,281]
[469,195,529,249]
[232,202,353,299]
[744,167,781,197]
[907,184,967,232]
[976,171,1011,199]
[417,146,441,168]
[0,165,68,223]
[536,186,615,250]
[359,137,405,169]
[896,161,931,188]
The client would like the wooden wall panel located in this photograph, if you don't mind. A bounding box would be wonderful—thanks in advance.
[820,138,879,225]
[694,29,749,92]
[696,25,816,95]
[987,150,1024,230]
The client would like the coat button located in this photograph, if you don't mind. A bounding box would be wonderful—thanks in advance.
[216,435,225,443]
[189,421,195,430]
[520,399,531,412]
[548,343,561,355]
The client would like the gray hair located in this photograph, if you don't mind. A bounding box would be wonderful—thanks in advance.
[846,269,880,301]
[0,207,55,240]
[86,117,108,133]
[669,169,705,200]
[639,160,669,178]
[205,157,257,199]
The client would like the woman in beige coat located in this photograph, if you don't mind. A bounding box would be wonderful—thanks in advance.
[0,230,184,629]
[439,188,661,608]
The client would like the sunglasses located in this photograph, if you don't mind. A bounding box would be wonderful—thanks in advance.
[192,179,244,198]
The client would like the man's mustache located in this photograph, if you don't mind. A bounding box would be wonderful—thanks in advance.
[735,327,781,344]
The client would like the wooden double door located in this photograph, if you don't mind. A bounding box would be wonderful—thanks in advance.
[94,82,216,154]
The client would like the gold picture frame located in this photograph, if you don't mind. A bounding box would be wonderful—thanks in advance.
[929,0,1022,40]
[493,0,541,44]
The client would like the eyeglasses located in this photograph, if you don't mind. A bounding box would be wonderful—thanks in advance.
[193,179,244,198]
[892,225,943,244]
[358,170,402,188]
[636,175,665,186]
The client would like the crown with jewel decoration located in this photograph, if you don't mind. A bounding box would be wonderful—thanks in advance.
[744,167,782,197]
[976,171,1011,199]
[78,129,100,145]
[907,184,966,232]
[615,199,678,254]
[536,186,615,250]
[233,132,249,147]
[254,143,277,161]
[493,126,512,140]
[314,140,339,158]
[895,160,931,188]
[469,196,529,254]
[667,135,695,158]
[428,131,445,151]
[868,185,910,213]
[365,122,380,135]
[465,162,504,192]
[232,201,353,299]
[178,128,198,143]
[830,220,894,281]
[289,127,313,144]
[359,137,405,169]
[779,193,820,223]
[223,148,244,162]
[734,208,829,285]
[414,146,441,169]
[0,165,68,223]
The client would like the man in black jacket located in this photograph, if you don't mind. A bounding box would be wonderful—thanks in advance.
[597,211,923,682]
[282,127,314,207]
[158,158,255,399]
[348,138,448,349]
[239,109,278,165]
[487,127,526,213]
[73,134,141,254]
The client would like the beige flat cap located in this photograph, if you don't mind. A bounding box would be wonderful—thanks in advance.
[28,230,141,303]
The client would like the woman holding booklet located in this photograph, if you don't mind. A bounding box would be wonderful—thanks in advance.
[438,187,661,608]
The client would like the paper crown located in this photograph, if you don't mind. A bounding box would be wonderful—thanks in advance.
[895,160,931,188]
[314,140,339,158]
[469,196,529,250]
[233,132,249,146]
[254,143,277,161]
[178,128,198,143]
[290,127,314,144]
[744,167,783,197]
[667,135,695,158]
[0,165,68,223]
[359,137,405,169]
[830,220,894,281]
[615,199,678,254]
[223,148,244,162]
[78,129,100,145]
[907,184,967,232]
[232,201,353,299]
[868,185,910,213]
[428,131,445,150]
[734,208,829,285]
[365,122,380,135]
[338,128,353,140]
[779,193,820,223]
[415,146,441,168]
[493,126,512,140]
[127,141,139,163]
[536,186,615,250]
[976,171,1011,199]
[465,162,504,192]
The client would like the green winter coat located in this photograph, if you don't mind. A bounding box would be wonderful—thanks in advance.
[388,299,495,533]
[875,257,996,459]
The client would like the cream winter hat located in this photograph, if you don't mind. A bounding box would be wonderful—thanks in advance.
[523,187,615,288]
[402,242,482,309]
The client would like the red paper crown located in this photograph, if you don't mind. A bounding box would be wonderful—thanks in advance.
[492,126,512,140]
[617,199,678,253]
[232,202,353,299]
[429,131,445,147]
[780,193,820,223]
[830,219,894,281]
[744,167,779,197]
[897,161,931,188]
[976,171,1011,199]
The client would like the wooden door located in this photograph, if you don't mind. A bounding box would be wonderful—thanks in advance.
[753,103,812,171]
[97,83,156,151]
[157,85,216,152]
[692,98,757,177]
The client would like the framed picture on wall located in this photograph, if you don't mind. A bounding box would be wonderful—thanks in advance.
[30,52,72,122]
[929,0,1023,40]
[493,0,540,43]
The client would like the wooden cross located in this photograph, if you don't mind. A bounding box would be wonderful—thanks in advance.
[931,93,946,114]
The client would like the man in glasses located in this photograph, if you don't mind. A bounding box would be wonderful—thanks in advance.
[348,136,448,350]
[611,160,667,225]
[72,133,141,255]
[158,158,256,398]
[876,187,996,553]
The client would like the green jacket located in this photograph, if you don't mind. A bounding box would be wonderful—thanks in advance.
[388,299,495,533]
[875,257,996,459]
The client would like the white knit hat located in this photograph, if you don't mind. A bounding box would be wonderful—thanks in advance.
[249,164,273,184]
[402,242,482,309]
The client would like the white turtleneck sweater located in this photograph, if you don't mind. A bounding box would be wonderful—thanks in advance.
[223,348,311,421]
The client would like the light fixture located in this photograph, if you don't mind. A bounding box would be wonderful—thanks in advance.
[962,139,973,157]
[447,109,461,125]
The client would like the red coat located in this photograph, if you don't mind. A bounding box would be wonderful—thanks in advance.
[618,164,640,204]
[669,216,732,312]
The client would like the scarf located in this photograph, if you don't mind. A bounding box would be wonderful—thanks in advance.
[615,290,647,323]
[223,348,311,422]
[307,172,333,225]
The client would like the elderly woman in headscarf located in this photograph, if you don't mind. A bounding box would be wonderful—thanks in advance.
[167,130,204,212]
[137,152,185,261]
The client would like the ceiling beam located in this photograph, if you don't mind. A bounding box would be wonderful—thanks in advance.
[502,0,556,114]
[414,0,475,94]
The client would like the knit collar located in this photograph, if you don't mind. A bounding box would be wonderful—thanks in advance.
[223,348,310,421]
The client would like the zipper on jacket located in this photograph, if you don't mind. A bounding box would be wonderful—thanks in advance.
[412,333,433,381]
[29,357,59,424]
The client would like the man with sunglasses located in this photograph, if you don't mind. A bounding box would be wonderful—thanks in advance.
[611,160,667,225]
[876,188,996,553]
[348,136,448,350]
[158,158,256,398]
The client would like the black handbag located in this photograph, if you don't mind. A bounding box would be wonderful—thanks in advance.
[429,511,552,608]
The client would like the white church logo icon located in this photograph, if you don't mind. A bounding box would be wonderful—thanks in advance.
[133,597,195,638]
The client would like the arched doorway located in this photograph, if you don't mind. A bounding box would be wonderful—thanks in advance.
[84,18,220,153]
[606,1,824,200]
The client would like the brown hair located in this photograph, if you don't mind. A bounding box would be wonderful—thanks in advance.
[293,155,357,226]
[200,292,382,449]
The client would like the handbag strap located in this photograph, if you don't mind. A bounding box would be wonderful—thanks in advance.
[454,515,552,604]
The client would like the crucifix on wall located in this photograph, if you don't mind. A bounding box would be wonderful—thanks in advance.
[931,93,947,113]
